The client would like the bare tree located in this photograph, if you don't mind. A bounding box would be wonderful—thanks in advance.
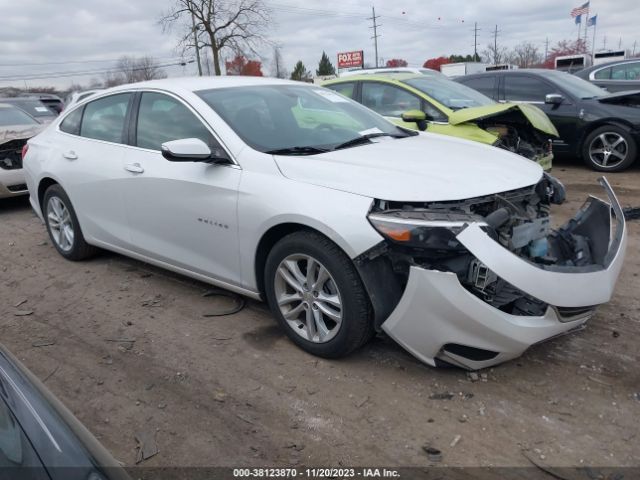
[482,43,510,65]
[160,0,270,76]
[509,42,543,68]
[116,56,139,84]
[136,56,168,81]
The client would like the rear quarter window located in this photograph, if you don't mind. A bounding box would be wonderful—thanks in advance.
[59,108,83,135]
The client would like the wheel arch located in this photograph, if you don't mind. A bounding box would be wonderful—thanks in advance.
[37,177,60,215]
[254,222,324,298]
[578,119,636,154]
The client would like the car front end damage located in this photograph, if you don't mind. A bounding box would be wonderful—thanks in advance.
[356,176,626,370]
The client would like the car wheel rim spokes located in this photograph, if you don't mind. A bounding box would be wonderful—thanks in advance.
[47,197,74,252]
[589,132,628,168]
[274,254,343,343]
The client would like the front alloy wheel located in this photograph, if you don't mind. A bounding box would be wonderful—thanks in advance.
[274,254,343,343]
[264,230,373,358]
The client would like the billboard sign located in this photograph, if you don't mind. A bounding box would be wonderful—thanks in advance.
[337,50,364,69]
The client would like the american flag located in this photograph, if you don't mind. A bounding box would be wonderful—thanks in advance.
[571,2,590,17]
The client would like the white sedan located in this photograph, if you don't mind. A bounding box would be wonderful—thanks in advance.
[22,77,626,370]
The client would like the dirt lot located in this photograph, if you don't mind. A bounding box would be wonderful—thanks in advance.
[1,159,639,471]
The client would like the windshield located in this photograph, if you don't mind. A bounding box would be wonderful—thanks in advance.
[548,71,608,99]
[0,106,39,126]
[403,76,495,110]
[196,85,410,153]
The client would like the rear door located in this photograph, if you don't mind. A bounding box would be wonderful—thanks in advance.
[52,93,134,248]
[500,74,578,152]
[121,91,242,285]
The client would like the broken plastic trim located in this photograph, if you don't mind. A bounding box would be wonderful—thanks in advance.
[456,177,626,308]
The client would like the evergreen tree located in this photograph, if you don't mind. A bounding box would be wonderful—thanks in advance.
[316,51,336,76]
[290,60,311,81]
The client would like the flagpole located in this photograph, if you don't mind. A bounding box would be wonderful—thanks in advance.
[591,19,597,57]
[577,17,581,42]
[584,6,590,47]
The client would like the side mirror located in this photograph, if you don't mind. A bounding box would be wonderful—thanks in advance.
[161,138,221,163]
[545,94,564,105]
[401,109,430,131]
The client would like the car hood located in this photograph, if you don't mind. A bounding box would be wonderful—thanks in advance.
[597,89,640,106]
[0,124,44,144]
[274,133,543,202]
[448,103,559,137]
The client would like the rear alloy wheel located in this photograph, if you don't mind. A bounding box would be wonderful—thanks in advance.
[43,184,97,260]
[264,230,373,358]
[583,125,637,172]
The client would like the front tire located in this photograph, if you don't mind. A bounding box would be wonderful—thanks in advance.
[264,230,373,358]
[43,184,97,260]
[582,125,637,172]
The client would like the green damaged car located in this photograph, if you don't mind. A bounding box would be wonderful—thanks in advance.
[323,72,558,170]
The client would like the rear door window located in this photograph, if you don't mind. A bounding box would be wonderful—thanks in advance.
[611,62,640,80]
[80,93,132,143]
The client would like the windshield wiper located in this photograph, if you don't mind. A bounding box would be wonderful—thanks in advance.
[265,146,329,155]
[332,133,407,151]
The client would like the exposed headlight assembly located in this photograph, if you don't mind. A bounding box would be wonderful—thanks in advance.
[368,210,486,250]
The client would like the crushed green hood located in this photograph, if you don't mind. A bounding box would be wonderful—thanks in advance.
[448,103,559,137]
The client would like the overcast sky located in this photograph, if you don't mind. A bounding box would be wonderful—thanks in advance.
[0,0,635,89]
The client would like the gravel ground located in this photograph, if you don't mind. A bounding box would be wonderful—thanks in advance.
[1,159,639,471]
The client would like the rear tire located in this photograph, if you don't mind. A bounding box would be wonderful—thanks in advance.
[43,184,97,261]
[264,230,373,358]
[582,125,637,172]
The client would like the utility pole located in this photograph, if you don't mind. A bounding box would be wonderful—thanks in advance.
[190,10,203,76]
[602,35,607,51]
[492,25,500,65]
[472,22,481,61]
[544,37,549,62]
[618,37,622,49]
[368,6,381,67]
[633,40,637,56]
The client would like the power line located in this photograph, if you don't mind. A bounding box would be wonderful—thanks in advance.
[0,56,184,68]
[0,59,194,83]
[368,6,381,67]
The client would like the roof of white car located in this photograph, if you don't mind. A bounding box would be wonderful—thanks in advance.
[108,76,303,93]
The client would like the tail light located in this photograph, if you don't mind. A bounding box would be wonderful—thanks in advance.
[21,144,29,160]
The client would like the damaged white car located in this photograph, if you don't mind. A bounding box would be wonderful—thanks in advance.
[1,103,44,199]
[22,78,627,369]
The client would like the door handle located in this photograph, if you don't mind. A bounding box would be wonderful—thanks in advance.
[125,163,144,174]
[62,151,78,160]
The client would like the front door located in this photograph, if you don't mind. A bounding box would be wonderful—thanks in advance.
[121,91,242,286]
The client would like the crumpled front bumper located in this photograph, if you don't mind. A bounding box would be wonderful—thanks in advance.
[381,177,627,370]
